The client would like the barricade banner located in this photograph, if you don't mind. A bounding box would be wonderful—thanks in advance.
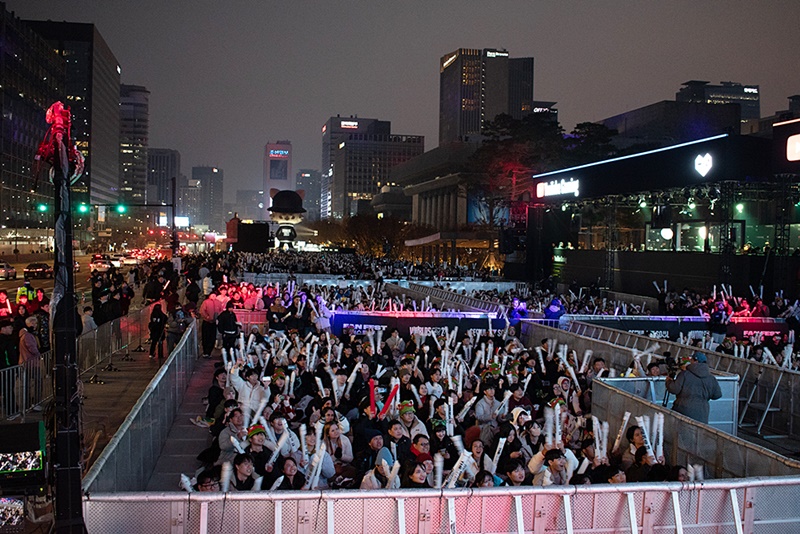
[332,312,506,337]
[562,315,788,341]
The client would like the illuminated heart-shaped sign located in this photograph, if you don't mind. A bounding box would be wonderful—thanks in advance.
[695,153,713,177]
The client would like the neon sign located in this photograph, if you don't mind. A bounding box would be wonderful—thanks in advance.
[485,51,509,58]
[744,87,758,94]
[269,149,289,158]
[340,121,359,129]
[694,153,712,177]
[536,178,580,198]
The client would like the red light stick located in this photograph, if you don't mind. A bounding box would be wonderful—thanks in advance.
[378,384,400,419]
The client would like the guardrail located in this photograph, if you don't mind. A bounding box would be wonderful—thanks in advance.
[82,477,800,533]
[0,307,153,420]
[401,283,504,314]
[567,320,800,439]
[82,320,198,493]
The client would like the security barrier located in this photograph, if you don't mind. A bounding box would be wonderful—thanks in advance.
[81,320,198,493]
[0,307,153,420]
[82,477,800,533]
[567,320,800,439]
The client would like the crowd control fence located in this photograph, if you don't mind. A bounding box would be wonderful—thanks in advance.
[0,306,153,420]
[82,477,800,534]
[81,320,198,493]
[566,320,800,440]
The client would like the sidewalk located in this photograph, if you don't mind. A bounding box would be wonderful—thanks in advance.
[145,352,218,491]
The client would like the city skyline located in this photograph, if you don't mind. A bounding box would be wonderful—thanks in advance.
[6,0,799,204]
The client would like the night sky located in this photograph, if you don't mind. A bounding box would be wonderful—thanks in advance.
[6,0,800,202]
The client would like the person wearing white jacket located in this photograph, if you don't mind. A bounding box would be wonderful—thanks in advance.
[229,365,268,418]
[527,444,578,483]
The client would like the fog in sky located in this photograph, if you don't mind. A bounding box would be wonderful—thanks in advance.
[7,0,800,202]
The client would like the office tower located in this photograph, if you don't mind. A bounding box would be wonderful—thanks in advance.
[147,148,181,207]
[439,48,535,145]
[119,84,149,204]
[676,81,760,123]
[295,169,321,222]
[25,20,121,207]
[263,141,292,217]
[192,166,224,231]
[321,116,423,219]
[178,179,202,229]
[0,4,64,229]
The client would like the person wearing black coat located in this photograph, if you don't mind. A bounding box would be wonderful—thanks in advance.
[216,301,240,351]
[148,303,168,359]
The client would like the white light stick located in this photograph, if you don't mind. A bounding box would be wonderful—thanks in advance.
[451,434,465,454]
[344,363,361,398]
[652,281,661,294]
[470,350,482,375]
[288,370,296,397]
[434,453,444,488]
[230,434,246,454]
[495,390,513,417]
[299,424,309,464]
[252,477,264,491]
[634,415,656,458]
[554,403,562,446]
[247,333,256,354]
[457,365,464,397]
[592,416,601,458]
[544,407,554,447]
[315,376,325,398]
[535,347,546,375]
[656,413,664,459]
[385,461,401,489]
[220,462,232,492]
[447,397,455,436]
[180,474,194,493]
[410,384,422,408]
[579,349,593,374]
[576,458,590,475]
[491,437,507,474]
[444,450,472,488]
[456,396,478,422]
[268,431,290,466]
[282,374,289,396]
[601,421,609,460]
[763,346,778,366]
[687,464,695,482]
[664,280,668,293]
[612,412,631,454]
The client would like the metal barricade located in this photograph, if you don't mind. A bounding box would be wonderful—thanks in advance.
[81,320,198,493]
[566,320,800,440]
[83,477,800,533]
[233,310,269,334]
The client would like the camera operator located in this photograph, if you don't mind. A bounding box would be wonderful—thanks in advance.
[665,352,721,424]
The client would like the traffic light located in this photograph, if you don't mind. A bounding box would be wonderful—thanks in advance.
[78,203,89,214]
[37,203,48,212]
[115,204,127,214]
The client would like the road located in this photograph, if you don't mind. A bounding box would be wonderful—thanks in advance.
[0,256,94,299]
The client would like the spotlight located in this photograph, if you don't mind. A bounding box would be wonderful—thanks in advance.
[638,197,647,208]
[736,203,744,213]
[688,199,696,210]
[660,228,674,240]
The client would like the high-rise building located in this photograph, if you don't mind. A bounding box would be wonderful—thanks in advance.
[119,84,149,204]
[147,148,180,209]
[178,179,202,229]
[263,141,292,217]
[192,166,224,231]
[321,116,424,219]
[439,48,535,145]
[0,4,64,230]
[25,20,121,207]
[676,81,761,124]
[295,169,321,222]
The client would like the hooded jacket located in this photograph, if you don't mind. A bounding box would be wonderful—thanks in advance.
[665,362,722,424]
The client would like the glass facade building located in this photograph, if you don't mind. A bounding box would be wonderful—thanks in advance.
[119,84,149,204]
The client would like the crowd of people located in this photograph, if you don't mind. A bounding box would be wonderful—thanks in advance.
[179,270,701,493]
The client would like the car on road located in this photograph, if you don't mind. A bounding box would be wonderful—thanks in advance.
[0,261,17,280]
[89,259,113,273]
[24,263,54,279]
[121,255,139,266]
[110,254,126,268]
